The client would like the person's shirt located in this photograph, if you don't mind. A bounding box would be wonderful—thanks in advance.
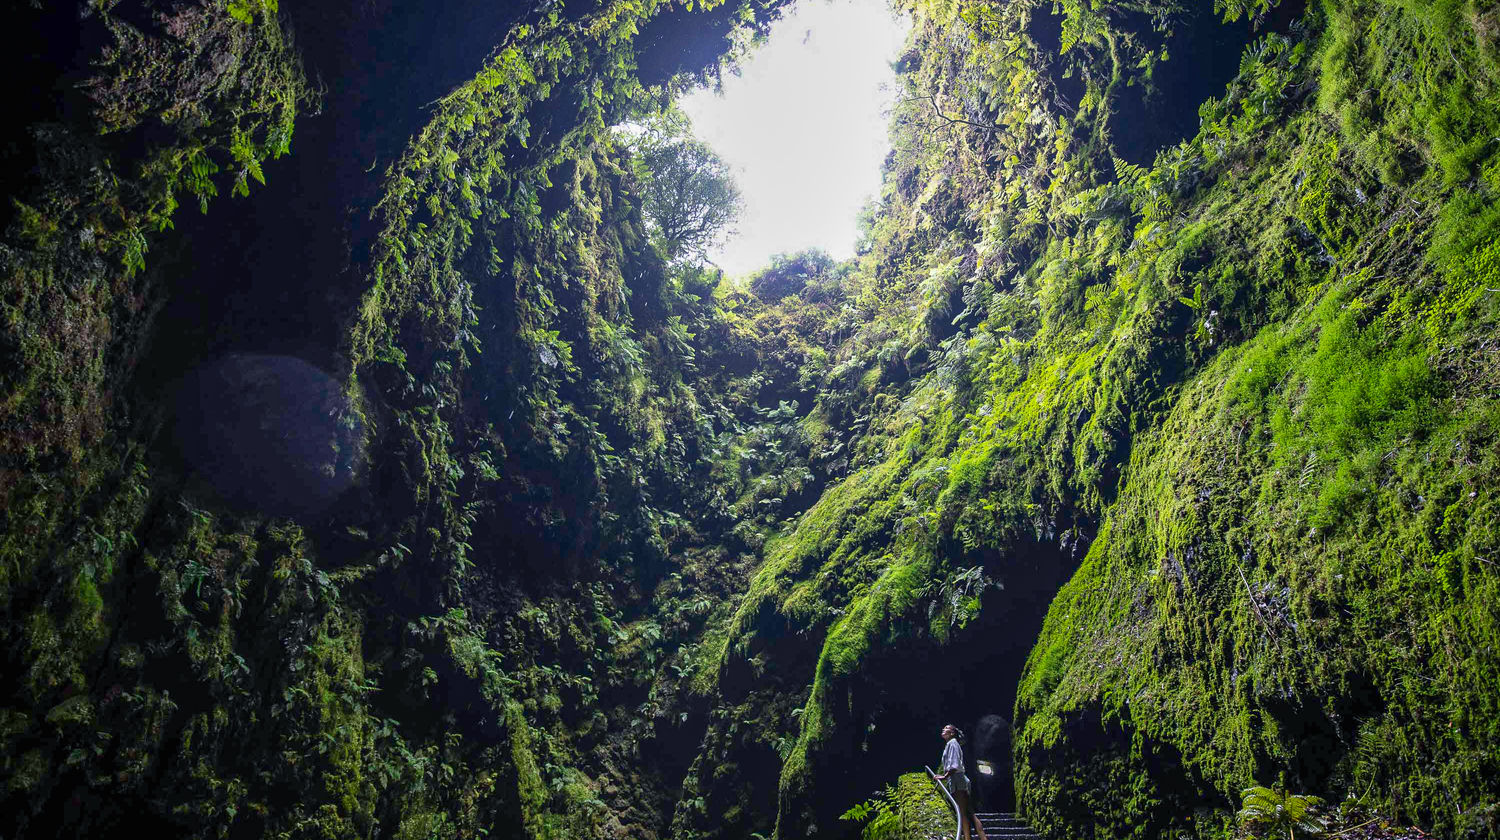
[941,738,963,774]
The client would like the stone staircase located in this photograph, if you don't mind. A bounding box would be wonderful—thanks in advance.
[975,812,1041,840]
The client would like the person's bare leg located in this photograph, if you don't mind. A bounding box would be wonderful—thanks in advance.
[956,790,987,840]
[954,790,973,840]
[971,810,989,840]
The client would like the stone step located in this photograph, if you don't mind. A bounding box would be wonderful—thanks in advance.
[971,811,1040,839]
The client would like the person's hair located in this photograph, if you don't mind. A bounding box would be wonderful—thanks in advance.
[945,724,965,742]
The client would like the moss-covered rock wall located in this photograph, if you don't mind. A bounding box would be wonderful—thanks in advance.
[1,0,808,835]
[2,0,1498,838]
[688,0,1500,838]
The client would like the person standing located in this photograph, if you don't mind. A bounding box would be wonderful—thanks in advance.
[933,724,989,840]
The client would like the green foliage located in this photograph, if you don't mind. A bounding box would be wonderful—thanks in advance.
[693,2,1500,839]
[922,564,998,641]
[620,106,743,262]
[1215,0,1282,23]
[748,249,838,301]
[5,0,1500,838]
[1238,786,1329,839]
[840,772,952,840]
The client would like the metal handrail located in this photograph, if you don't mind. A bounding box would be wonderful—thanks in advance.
[924,765,962,840]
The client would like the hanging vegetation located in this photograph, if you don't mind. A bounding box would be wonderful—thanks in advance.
[0,0,1496,838]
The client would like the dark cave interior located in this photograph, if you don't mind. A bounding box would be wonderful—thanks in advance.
[839,531,1085,832]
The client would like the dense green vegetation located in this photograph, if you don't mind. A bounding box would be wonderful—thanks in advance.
[0,0,1496,838]
[841,771,954,840]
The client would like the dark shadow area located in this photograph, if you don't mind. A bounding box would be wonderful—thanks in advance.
[169,354,363,517]
[28,776,186,838]
[1026,1,1309,166]
[814,525,1092,837]
[1025,8,1085,116]
[0,3,112,232]
[134,0,541,390]
[1019,703,1226,840]
[1109,6,1258,165]
[1110,0,1309,164]
[1261,665,1381,795]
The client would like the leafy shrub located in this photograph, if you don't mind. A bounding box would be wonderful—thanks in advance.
[841,772,954,840]
[1238,786,1329,839]
[748,249,839,302]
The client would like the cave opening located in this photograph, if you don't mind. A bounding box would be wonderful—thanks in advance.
[673,0,908,275]
[822,528,1089,835]
[1,0,1305,464]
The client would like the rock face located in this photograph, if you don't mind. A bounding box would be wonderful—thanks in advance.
[1,0,1497,839]
[172,354,364,516]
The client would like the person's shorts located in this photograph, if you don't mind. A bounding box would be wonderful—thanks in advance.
[947,772,970,794]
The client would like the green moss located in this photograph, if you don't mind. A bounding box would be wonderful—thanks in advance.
[1317,0,1500,185]
[0,1,312,477]
[841,771,953,840]
[1016,200,1500,838]
[4,0,1499,836]
[776,560,934,831]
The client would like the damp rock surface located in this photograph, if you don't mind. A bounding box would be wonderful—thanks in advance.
[172,354,362,516]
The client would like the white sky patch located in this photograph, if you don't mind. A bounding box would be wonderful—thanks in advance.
[680,0,910,277]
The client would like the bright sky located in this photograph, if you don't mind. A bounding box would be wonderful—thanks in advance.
[680,0,910,277]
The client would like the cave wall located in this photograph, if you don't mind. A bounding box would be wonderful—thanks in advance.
[690,0,1500,839]
[1,0,1498,838]
[1012,2,1500,836]
[0,0,808,835]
